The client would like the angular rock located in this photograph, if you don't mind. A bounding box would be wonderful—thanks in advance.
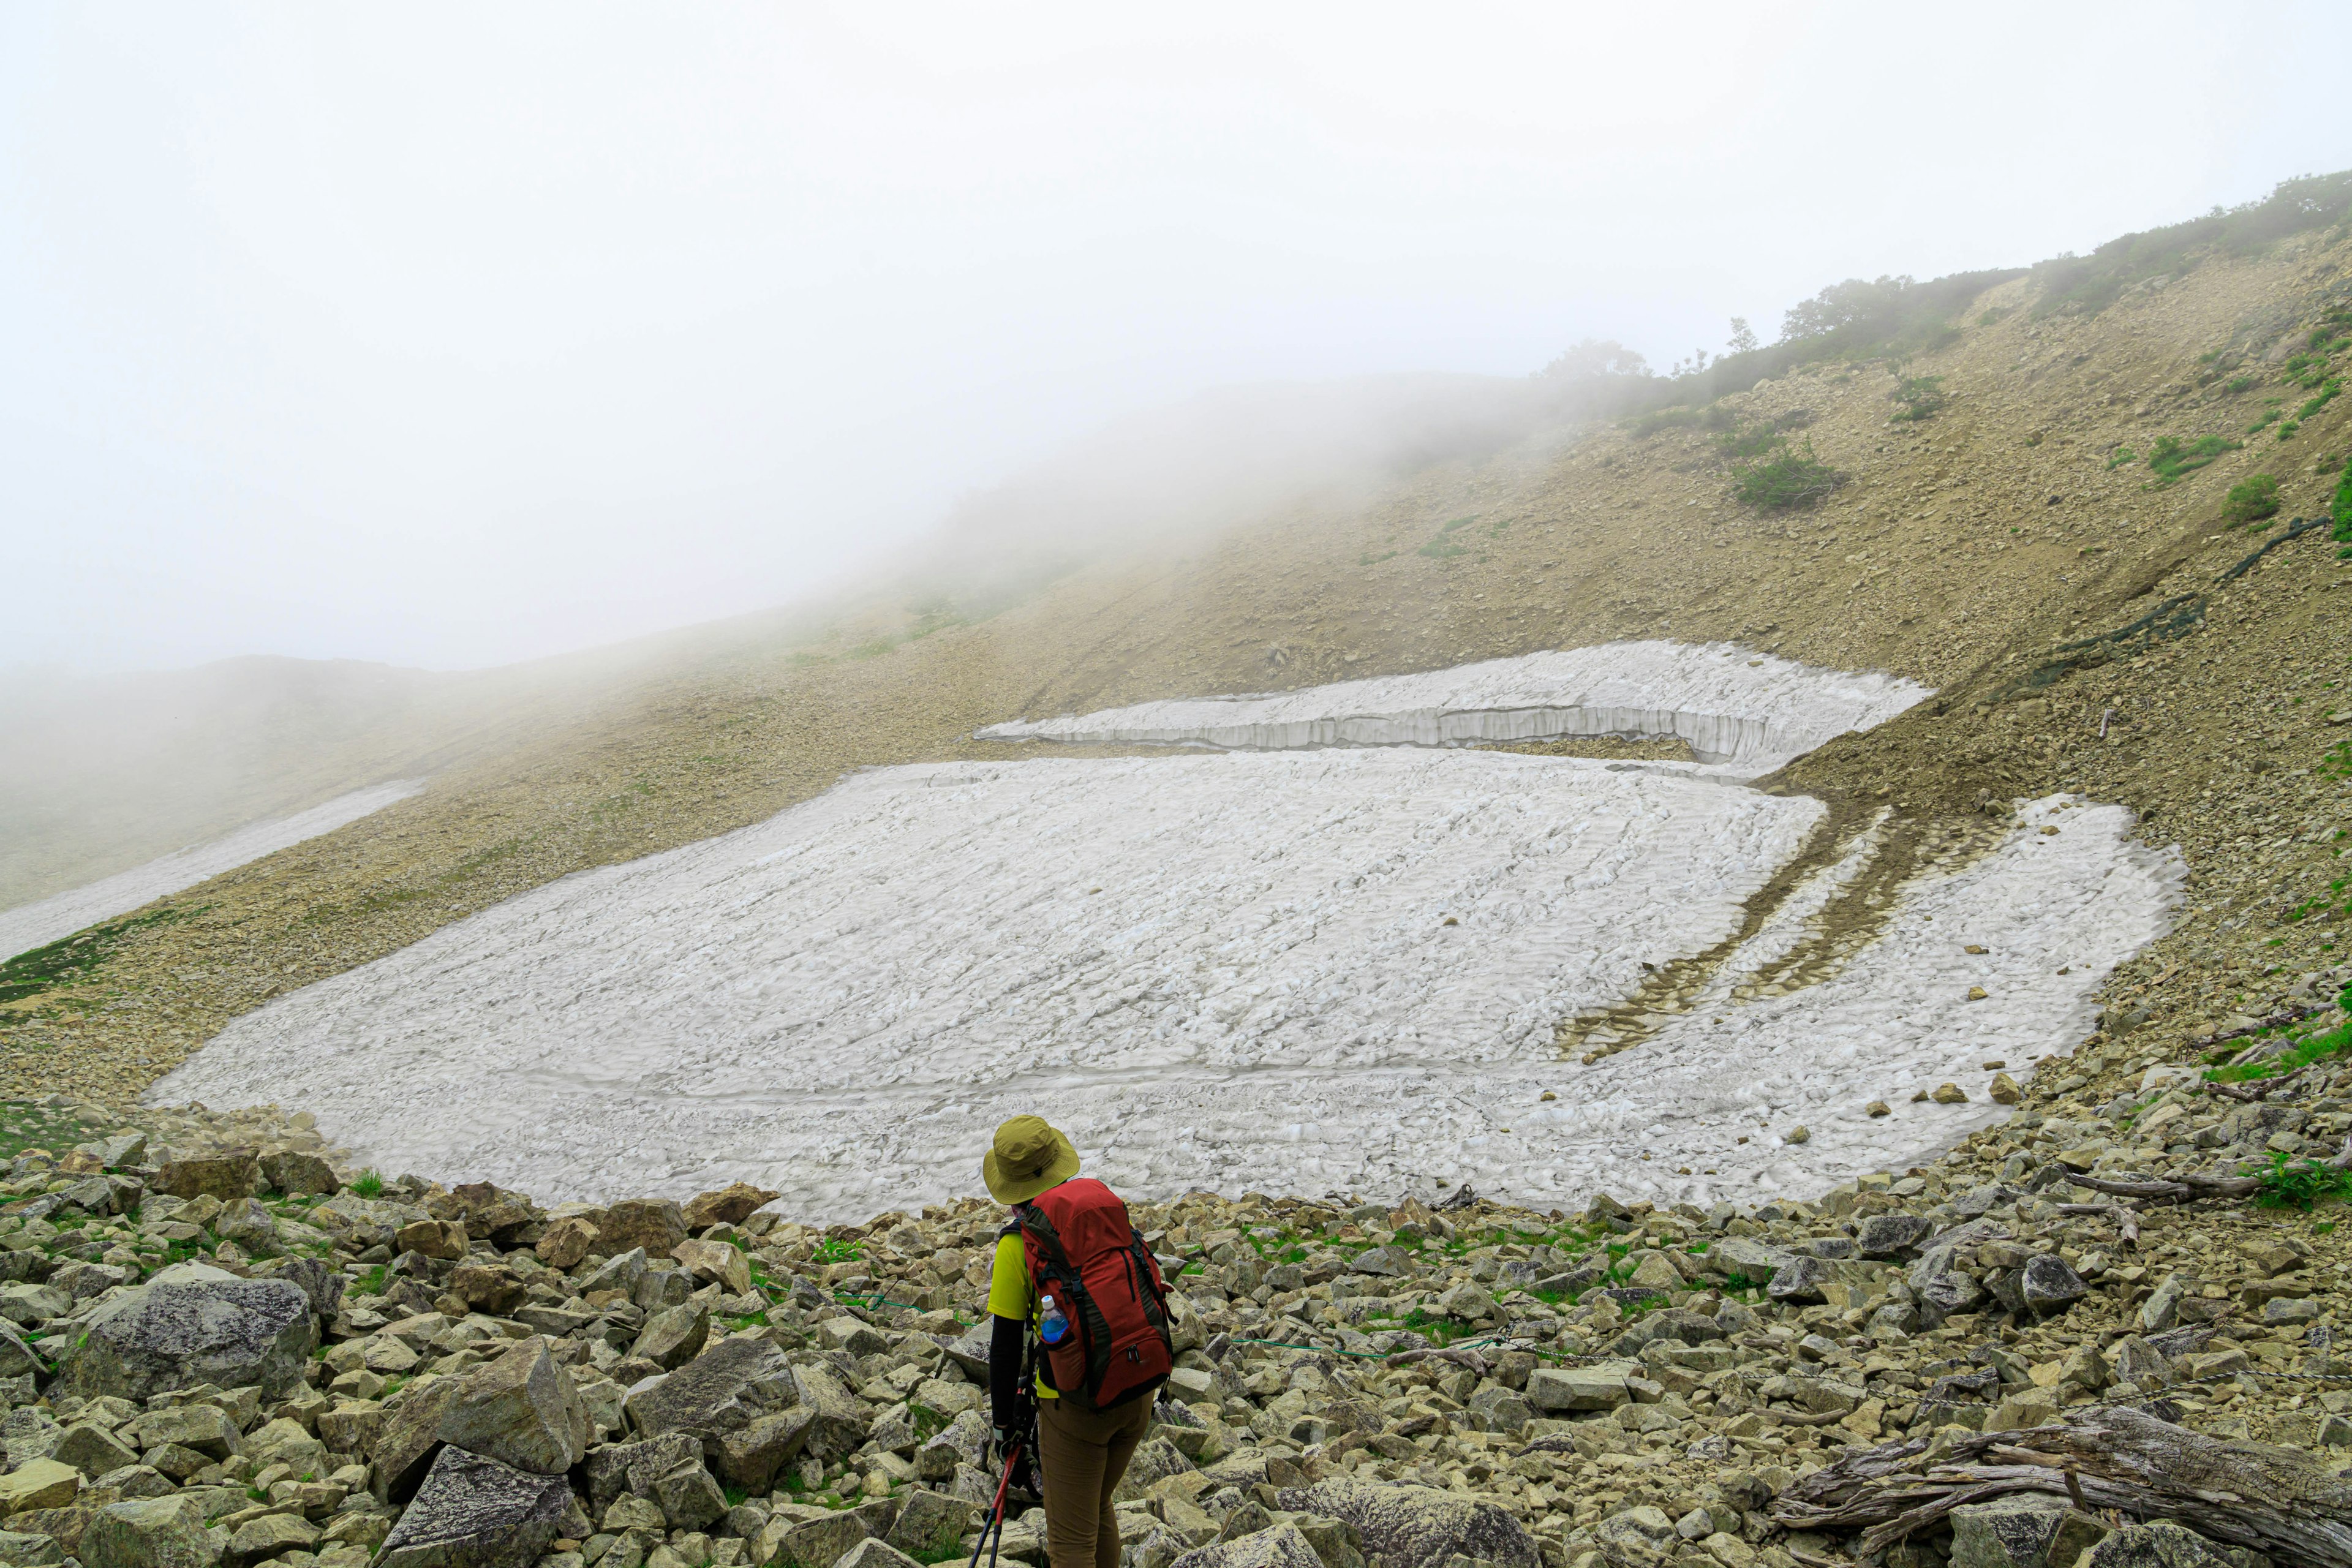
[715,1406,817,1492]
[670,1239,751,1295]
[1855,1213,1934,1258]
[126,1404,241,1460]
[2019,1254,2089,1313]
[631,1304,709,1371]
[1765,1255,1838,1304]
[883,1491,973,1559]
[0,1322,49,1381]
[681,1185,778,1231]
[595,1200,687,1257]
[624,1335,794,1441]
[1272,1479,1537,1568]
[581,1431,703,1511]
[80,1493,219,1568]
[790,1362,871,1460]
[767,1510,868,1568]
[369,1375,464,1505]
[1590,1506,1677,1568]
[1169,1523,1328,1568]
[834,1542,922,1568]
[242,1416,328,1476]
[53,1422,140,1479]
[2076,1522,2234,1567]
[436,1337,590,1476]
[0,1460,81,1517]
[1708,1238,1793,1284]
[652,1458,726,1532]
[258,1152,339,1196]
[260,1257,344,1321]
[1525,1366,1629,1412]
[153,1153,258,1201]
[392,1220,467,1261]
[0,1527,63,1566]
[57,1264,314,1404]
[1950,1495,2106,1568]
[445,1264,526,1316]
[227,1510,319,1564]
[374,1446,570,1568]
[533,1218,597,1271]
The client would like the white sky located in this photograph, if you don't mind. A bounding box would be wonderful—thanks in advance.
[6,4,2348,674]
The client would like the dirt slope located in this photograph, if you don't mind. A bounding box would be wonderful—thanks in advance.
[4,214,2348,1107]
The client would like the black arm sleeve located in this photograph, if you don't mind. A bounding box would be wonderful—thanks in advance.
[989,1312,1025,1432]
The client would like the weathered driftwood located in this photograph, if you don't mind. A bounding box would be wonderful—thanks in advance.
[2065,1134,2352,1205]
[1771,1405,2352,1565]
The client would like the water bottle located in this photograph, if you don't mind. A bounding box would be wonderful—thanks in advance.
[1039,1294,1070,1346]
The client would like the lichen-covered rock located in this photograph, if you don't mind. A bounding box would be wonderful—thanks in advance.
[1525,1365,1629,1412]
[369,1376,464,1505]
[595,1200,686,1257]
[833,1541,922,1568]
[883,1491,973,1559]
[152,1153,258,1201]
[622,1334,792,1441]
[393,1219,467,1261]
[766,1510,868,1568]
[436,1337,589,1475]
[0,1459,81,1517]
[1950,1495,2108,1568]
[681,1184,778,1230]
[715,1406,816,1492]
[80,1493,219,1568]
[670,1238,750,1294]
[630,1303,709,1371]
[651,1458,726,1532]
[2019,1253,2089,1313]
[55,1264,314,1403]
[581,1431,702,1512]
[789,1362,870,1460]
[1274,1479,1537,1568]
[374,1446,570,1568]
[258,1151,339,1196]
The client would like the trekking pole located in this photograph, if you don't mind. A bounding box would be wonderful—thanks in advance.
[967,1439,1021,1568]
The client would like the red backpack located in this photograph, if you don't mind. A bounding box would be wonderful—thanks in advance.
[1013,1178,1175,1411]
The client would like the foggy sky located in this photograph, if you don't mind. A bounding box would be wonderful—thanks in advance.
[7,4,2349,675]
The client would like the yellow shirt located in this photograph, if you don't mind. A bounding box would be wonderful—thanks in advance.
[986,1229,1060,1397]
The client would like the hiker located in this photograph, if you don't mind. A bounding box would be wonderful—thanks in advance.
[983,1114,1175,1568]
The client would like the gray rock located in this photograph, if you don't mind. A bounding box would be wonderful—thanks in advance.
[580,1431,701,1510]
[1855,1213,1935,1257]
[124,1404,241,1460]
[258,1152,339,1197]
[790,1362,871,1461]
[576,1250,648,1300]
[257,1257,344,1322]
[622,1335,793,1441]
[2106,1335,2169,1389]
[2076,1522,2236,1566]
[883,1491,973,1559]
[1764,1255,1836,1303]
[1169,1523,1327,1568]
[79,1493,221,1568]
[1273,1478,1537,1568]
[834,1542,921,1568]
[764,1510,867,1568]
[2140,1273,2190,1334]
[1347,1248,1415,1278]
[437,1336,590,1475]
[0,1526,64,1566]
[1708,1237,1793,1283]
[375,1446,571,1568]
[630,1304,709,1371]
[1948,1494,2106,1568]
[0,1322,50,1381]
[369,1375,465,1505]
[1110,1436,1196,1504]
[715,1406,816,1492]
[651,1458,726,1532]
[56,1264,315,1403]
[51,1421,140,1479]
[2019,1254,2088,1313]
[1525,1366,1629,1412]
[1589,1506,1677,1568]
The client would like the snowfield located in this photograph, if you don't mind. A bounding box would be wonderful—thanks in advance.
[157,644,2179,1218]
[1,781,424,963]
[975,641,1934,775]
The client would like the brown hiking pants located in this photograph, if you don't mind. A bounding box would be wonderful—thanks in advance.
[1035,1392,1154,1568]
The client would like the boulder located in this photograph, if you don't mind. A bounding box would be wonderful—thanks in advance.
[652,1458,726,1531]
[226,1511,319,1564]
[2076,1522,2234,1567]
[0,1322,49,1380]
[258,1152,339,1196]
[631,1304,710,1371]
[1525,1366,1629,1412]
[369,1374,464,1504]
[715,1406,817,1492]
[1273,1479,1537,1568]
[533,1218,597,1270]
[1763,1255,1838,1304]
[581,1431,703,1511]
[624,1335,794,1439]
[445,1264,527,1315]
[834,1542,922,1568]
[595,1200,687,1257]
[1169,1525,1329,1568]
[436,1337,590,1475]
[671,1239,750,1295]
[884,1491,973,1559]
[0,1527,63,1566]
[56,1264,314,1403]
[790,1362,871,1460]
[152,1153,258,1201]
[374,1446,571,1568]
[2019,1254,2089,1314]
[125,1404,241,1460]
[79,1493,219,1568]
[1949,1495,2108,1568]
[1855,1213,1934,1258]
[766,1510,869,1568]
[681,1184,778,1230]
[0,1460,81,1517]
[242,1417,328,1477]
[51,1422,139,1479]
[260,1257,344,1321]
[392,1220,468,1261]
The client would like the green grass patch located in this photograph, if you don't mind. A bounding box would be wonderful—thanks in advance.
[1732,439,1844,509]
[2220,474,2281,525]
[2144,434,2239,486]
[350,1170,384,1200]
[1889,375,1947,422]
[1417,538,1469,560]
[813,1236,865,1265]
[0,905,202,1006]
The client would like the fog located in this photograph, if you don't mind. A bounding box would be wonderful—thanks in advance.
[6,4,2349,676]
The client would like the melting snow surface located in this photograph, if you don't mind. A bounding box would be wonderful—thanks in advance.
[975,641,1934,776]
[1,781,425,962]
[159,681,2178,1219]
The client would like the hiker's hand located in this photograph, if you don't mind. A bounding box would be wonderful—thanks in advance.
[1006,1446,1037,1494]
[990,1430,1036,1493]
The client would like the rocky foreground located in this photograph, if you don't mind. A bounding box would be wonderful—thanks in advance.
[0,970,2342,1568]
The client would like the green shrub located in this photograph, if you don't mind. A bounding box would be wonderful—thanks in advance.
[2254,1150,2352,1210]
[351,1170,384,1199]
[2144,434,2239,486]
[1890,375,1948,421]
[2225,374,2258,393]
[1732,439,1844,508]
[1417,538,1469,559]
[2105,447,2138,470]
[2221,474,2281,524]
[2298,379,2342,420]
[1716,424,1782,461]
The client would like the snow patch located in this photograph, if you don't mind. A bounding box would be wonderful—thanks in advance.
[977,641,1933,777]
[1,781,426,962]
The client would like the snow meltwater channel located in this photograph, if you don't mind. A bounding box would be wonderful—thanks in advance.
[1,781,426,963]
[157,645,2181,1218]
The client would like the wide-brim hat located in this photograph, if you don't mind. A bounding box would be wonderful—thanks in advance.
[982,1115,1080,1204]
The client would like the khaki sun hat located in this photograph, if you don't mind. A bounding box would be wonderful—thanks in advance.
[982,1114,1080,1205]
